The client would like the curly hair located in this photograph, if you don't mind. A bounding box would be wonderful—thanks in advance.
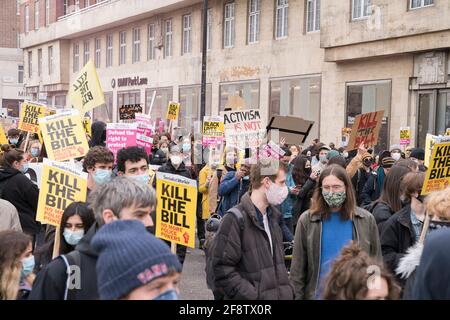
[322,242,401,300]
[82,146,114,172]
[116,146,149,173]
[0,231,32,300]
[425,187,450,220]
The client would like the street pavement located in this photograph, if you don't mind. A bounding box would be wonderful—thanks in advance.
[179,245,213,300]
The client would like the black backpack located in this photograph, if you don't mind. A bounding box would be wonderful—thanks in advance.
[204,207,245,300]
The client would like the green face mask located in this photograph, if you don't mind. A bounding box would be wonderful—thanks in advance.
[322,191,346,208]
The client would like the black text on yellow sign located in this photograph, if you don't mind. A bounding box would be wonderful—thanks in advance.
[422,142,450,195]
[73,72,94,107]
[160,183,191,228]
[46,118,83,150]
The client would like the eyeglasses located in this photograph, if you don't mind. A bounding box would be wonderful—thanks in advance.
[321,184,345,193]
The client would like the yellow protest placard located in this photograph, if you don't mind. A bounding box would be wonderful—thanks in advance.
[148,168,156,186]
[166,102,180,121]
[69,60,105,113]
[400,127,411,146]
[156,172,197,248]
[83,117,92,137]
[446,128,450,136]
[18,102,46,134]
[39,109,89,162]
[422,142,450,195]
[202,116,225,147]
[36,159,88,226]
[0,124,8,145]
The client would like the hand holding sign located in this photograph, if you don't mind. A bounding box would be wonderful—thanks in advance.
[347,111,384,151]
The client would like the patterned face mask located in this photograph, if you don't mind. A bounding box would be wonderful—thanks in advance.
[322,191,346,208]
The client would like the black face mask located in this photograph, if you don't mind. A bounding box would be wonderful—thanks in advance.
[416,195,425,203]
[429,220,450,231]
[363,159,373,167]
[304,167,312,175]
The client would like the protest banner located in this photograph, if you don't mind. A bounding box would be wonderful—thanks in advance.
[106,123,138,161]
[155,172,197,249]
[18,102,46,134]
[134,113,153,154]
[424,134,450,168]
[39,109,89,162]
[119,104,143,120]
[400,127,411,146]
[69,60,105,113]
[261,140,286,160]
[166,102,180,121]
[346,110,384,151]
[36,159,88,226]
[0,123,8,145]
[202,116,224,147]
[221,109,266,149]
[422,142,450,195]
[83,117,92,137]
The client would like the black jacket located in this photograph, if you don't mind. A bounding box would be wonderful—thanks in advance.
[351,168,372,206]
[150,149,167,166]
[29,224,99,300]
[89,121,106,148]
[380,205,416,286]
[0,167,40,235]
[371,201,395,235]
[292,178,315,225]
[360,172,381,206]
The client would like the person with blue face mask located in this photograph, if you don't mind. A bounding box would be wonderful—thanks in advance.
[116,146,151,185]
[7,128,21,147]
[27,140,42,163]
[92,220,182,300]
[0,230,34,300]
[83,146,115,194]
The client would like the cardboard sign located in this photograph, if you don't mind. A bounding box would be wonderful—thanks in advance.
[221,109,265,149]
[69,60,105,112]
[400,127,411,146]
[18,102,46,134]
[155,172,197,248]
[267,116,315,146]
[422,142,450,195]
[83,117,92,137]
[0,123,8,145]
[106,123,138,161]
[119,104,143,120]
[166,102,180,121]
[39,109,89,162]
[36,159,88,226]
[346,111,384,151]
[202,116,225,147]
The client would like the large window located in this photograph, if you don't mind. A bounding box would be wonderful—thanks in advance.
[219,81,260,111]
[346,80,391,153]
[73,43,79,72]
[25,5,29,33]
[119,31,126,65]
[275,0,288,39]
[182,14,192,55]
[165,19,173,57]
[95,38,101,67]
[270,76,321,146]
[207,9,212,50]
[145,87,173,124]
[410,0,434,9]
[352,0,371,20]
[132,28,141,63]
[38,49,42,76]
[18,65,24,84]
[417,90,450,148]
[106,34,113,67]
[35,0,40,30]
[306,0,320,32]
[93,92,113,122]
[48,46,53,75]
[45,0,50,26]
[28,51,32,77]
[248,0,260,44]
[63,0,68,15]
[147,23,155,60]
[179,85,212,129]
[83,40,90,66]
[223,2,235,48]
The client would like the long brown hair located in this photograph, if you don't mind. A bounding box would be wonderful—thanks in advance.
[322,242,401,300]
[0,230,32,300]
[0,145,24,169]
[310,164,356,220]
[377,165,411,212]
[292,155,310,186]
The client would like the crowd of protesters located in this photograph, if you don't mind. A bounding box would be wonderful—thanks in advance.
[0,120,449,301]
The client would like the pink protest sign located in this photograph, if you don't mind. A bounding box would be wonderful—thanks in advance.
[106,123,138,161]
[135,113,153,154]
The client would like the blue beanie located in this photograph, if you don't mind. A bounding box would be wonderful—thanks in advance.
[91,220,182,300]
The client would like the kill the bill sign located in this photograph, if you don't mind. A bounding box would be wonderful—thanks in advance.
[422,142,450,195]
[18,102,46,134]
[36,159,88,227]
[155,172,197,248]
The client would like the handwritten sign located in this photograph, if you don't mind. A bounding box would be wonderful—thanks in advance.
[221,109,265,149]
[346,111,384,151]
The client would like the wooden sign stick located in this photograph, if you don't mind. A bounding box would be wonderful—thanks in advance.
[52,226,61,259]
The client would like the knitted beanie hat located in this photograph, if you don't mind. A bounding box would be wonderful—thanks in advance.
[91,220,182,300]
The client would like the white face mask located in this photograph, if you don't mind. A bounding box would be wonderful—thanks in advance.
[392,152,401,161]
[226,154,235,166]
[171,155,182,166]
[266,182,288,206]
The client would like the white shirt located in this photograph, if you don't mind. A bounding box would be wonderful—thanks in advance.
[262,213,273,256]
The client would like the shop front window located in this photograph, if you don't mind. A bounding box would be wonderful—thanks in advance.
[270,76,321,146]
[93,92,113,122]
[219,81,259,111]
[118,90,140,121]
[145,87,173,126]
[178,85,212,131]
[346,80,391,153]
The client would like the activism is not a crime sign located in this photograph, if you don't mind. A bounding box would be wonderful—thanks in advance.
[422,142,450,195]
[346,110,384,151]
[36,159,88,226]
[18,102,46,134]
[155,172,197,248]
[39,109,89,162]
[221,109,265,149]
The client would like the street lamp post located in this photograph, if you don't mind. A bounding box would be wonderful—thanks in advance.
[200,0,208,120]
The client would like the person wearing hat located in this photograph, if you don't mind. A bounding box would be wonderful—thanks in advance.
[390,145,403,162]
[92,220,182,300]
[409,148,426,172]
[7,128,23,148]
[312,145,330,174]
[360,157,395,207]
